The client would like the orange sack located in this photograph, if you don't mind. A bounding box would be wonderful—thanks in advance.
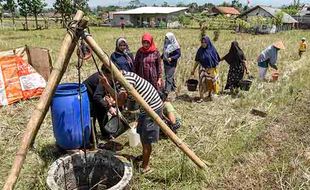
[0,55,46,106]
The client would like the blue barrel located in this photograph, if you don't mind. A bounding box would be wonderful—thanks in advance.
[51,83,91,150]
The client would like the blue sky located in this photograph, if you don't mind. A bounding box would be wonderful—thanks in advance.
[45,0,308,8]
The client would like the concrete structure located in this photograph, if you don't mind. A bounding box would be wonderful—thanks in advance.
[111,7,188,27]
[239,5,298,31]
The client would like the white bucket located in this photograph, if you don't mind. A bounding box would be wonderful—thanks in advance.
[128,127,140,147]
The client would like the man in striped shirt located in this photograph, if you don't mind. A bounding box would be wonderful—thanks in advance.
[100,66,163,173]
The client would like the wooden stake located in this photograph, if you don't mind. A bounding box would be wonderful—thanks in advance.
[3,11,84,190]
[84,35,207,169]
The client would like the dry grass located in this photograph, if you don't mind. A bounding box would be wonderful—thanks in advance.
[0,27,310,189]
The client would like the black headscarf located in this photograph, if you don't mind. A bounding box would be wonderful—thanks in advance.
[223,41,246,67]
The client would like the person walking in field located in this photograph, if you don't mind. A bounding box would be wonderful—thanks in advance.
[221,41,249,93]
[110,37,134,72]
[191,36,220,102]
[134,33,163,91]
[99,66,163,174]
[298,37,307,58]
[257,41,285,81]
[162,32,181,98]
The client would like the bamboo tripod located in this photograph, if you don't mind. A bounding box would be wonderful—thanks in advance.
[3,10,207,190]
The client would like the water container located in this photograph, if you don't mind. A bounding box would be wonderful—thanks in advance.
[128,127,140,147]
[51,83,91,150]
[104,114,130,139]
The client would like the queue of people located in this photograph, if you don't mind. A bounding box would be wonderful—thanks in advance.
[83,32,305,174]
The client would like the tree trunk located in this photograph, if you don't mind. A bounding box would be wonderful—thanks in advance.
[12,12,15,29]
[62,14,65,28]
[25,15,28,30]
[35,14,38,29]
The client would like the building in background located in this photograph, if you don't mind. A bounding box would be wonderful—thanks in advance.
[239,5,298,32]
[211,6,240,17]
[293,4,310,29]
[111,7,188,28]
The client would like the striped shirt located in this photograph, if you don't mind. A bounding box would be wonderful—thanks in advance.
[117,71,162,112]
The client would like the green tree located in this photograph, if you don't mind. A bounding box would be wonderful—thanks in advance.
[53,0,74,28]
[219,2,231,7]
[128,0,140,8]
[29,0,46,29]
[3,0,17,27]
[176,2,186,7]
[18,0,31,30]
[272,11,284,26]
[188,2,198,13]
[232,0,242,10]
[161,1,169,7]
[0,1,3,27]
[73,0,89,13]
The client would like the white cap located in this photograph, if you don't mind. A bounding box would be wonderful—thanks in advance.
[302,37,306,40]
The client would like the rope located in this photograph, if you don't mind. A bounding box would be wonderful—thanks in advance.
[85,27,122,141]
[77,38,92,187]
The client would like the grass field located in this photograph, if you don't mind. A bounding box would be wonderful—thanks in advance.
[0,27,310,189]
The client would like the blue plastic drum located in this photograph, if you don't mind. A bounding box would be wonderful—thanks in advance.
[51,83,91,150]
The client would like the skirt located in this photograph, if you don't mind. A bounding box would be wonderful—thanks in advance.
[199,67,219,94]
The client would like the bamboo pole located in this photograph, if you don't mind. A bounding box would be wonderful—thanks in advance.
[3,11,84,190]
[84,35,207,169]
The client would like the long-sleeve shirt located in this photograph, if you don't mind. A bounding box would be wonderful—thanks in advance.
[134,49,162,90]
[110,52,134,72]
[161,49,181,67]
[83,72,100,101]
[83,72,108,115]
[257,46,278,68]
[93,83,109,110]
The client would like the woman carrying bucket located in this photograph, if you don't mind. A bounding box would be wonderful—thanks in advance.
[110,37,134,72]
[257,41,285,81]
[221,41,249,93]
[191,36,220,102]
[161,32,181,98]
[134,33,163,91]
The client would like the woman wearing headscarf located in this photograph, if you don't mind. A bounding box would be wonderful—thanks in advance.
[191,36,220,102]
[257,41,285,81]
[162,32,181,96]
[221,41,248,92]
[110,37,134,72]
[134,33,163,90]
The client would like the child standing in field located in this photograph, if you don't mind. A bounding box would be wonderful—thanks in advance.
[299,37,307,58]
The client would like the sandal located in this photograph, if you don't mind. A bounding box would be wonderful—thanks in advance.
[139,167,153,174]
[196,99,203,103]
